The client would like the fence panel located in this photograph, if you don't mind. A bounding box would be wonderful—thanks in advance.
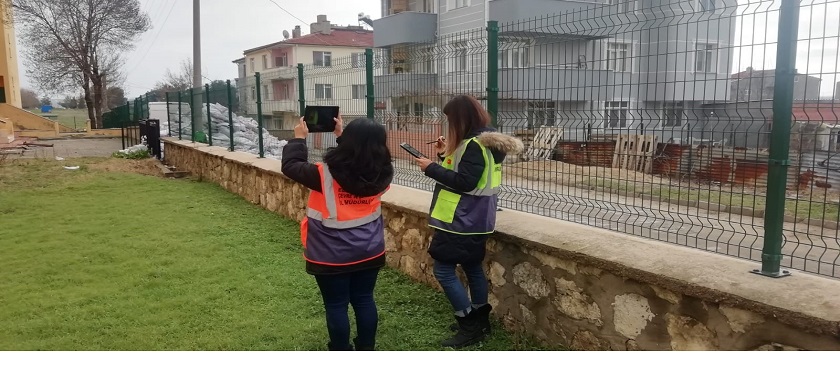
[371,27,489,192]
[134,0,840,278]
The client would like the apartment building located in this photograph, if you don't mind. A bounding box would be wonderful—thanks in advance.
[372,0,737,141]
[730,68,823,102]
[234,15,373,131]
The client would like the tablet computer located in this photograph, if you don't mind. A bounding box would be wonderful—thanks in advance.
[400,142,427,158]
[304,106,340,133]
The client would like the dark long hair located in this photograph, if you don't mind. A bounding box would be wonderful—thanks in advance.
[443,95,491,156]
[323,118,394,197]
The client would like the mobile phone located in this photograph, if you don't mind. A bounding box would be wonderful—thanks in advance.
[400,142,427,158]
[304,106,340,133]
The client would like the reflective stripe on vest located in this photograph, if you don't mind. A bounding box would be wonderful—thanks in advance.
[430,137,501,235]
[302,163,386,266]
[305,163,383,229]
[443,137,499,197]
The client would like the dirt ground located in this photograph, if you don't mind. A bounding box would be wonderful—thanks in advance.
[88,158,164,177]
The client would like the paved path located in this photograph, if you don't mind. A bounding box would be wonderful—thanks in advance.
[16,138,123,159]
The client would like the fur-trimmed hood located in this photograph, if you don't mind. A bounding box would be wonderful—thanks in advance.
[476,131,524,155]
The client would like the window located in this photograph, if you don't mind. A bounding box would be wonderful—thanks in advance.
[527,101,556,128]
[452,42,469,72]
[448,0,470,10]
[695,43,717,73]
[249,58,255,73]
[606,42,630,72]
[352,85,366,100]
[699,0,716,12]
[274,119,284,130]
[609,0,631,13]
[262,55,268,69]
[604,101,629,129]
[251,86,256,100]
[419,47,436,74]
[351,53,365,68]
[399,102,425,122]
[275,53,288,67]
[280,84,290,100]
[315,84,333,99]
[663,102,684,127]
[313,51,332,67]
[263,85,269,100]
[500,42,531,69]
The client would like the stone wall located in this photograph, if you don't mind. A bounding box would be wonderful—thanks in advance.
[163,138,840,351]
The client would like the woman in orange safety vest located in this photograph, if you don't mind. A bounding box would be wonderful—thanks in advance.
[282,115,394,351]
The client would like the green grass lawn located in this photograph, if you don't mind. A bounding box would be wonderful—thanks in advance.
[0,158,541,351]
[25,108,88,130]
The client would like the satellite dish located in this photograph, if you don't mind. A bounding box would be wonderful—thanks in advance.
[282,30,290,39]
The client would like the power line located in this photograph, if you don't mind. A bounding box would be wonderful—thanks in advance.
[264,0,332,46]
[128,1,178,74]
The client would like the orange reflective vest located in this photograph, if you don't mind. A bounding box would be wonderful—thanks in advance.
[300,163,387,266]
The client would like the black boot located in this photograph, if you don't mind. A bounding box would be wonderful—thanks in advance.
[327,341,354,351]
[441,309,489,349]
[449,304,492,333]
[353,337,375,351]
[474,304,492,334]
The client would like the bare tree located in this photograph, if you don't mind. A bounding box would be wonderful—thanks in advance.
[20,88,39,109]
[11,0,151,128]
[160,58,194,91]
[148,58,194,101]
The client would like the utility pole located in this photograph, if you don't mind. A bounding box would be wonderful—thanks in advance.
[193,0,204,141]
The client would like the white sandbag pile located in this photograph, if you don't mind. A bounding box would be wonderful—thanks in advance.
[166,103,287,159]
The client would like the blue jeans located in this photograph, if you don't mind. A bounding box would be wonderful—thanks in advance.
[433,260,488,313]
[314,267,381,350]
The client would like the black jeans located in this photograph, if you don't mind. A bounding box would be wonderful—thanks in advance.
[314,267,381,350]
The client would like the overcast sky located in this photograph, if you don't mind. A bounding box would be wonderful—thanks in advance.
[18,0,380,98]
[15,0,840,99]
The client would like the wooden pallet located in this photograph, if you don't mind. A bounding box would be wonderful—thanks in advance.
[525,127,564,160]
[612,134,659,173]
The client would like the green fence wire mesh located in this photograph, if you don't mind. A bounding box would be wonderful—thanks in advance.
[106,0,840,279]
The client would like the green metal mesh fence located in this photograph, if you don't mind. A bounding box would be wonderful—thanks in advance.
[147,0,840,278]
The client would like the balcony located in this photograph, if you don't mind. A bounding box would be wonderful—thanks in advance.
[498,66,631,101]
[490,0,610,40]
[373,12,437,48]
[374,73,438,98]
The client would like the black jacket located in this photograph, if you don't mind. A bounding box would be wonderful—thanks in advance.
[422,127,523,264]
[423,127,508,192]
[281,137,394,275]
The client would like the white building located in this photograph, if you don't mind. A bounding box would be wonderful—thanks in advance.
[235,15,373,132]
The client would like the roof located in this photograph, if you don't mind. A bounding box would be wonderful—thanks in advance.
[731,69,818,80]
[242,28,373,55]
[793,101,840,123]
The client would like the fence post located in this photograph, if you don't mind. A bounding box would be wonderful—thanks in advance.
[365,48,375,119]
[256,72,265,158]
[178,91,183,140]
[486,20,499,129]
[123,101,130,149]
[205,83,213,146]
[189,88,196,143]
[297,63,306,117]
[756,0,799,278]
[166,92,172,137]
[227,80,235,152]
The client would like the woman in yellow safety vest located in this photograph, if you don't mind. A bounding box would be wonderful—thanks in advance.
[413,95,523,348]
